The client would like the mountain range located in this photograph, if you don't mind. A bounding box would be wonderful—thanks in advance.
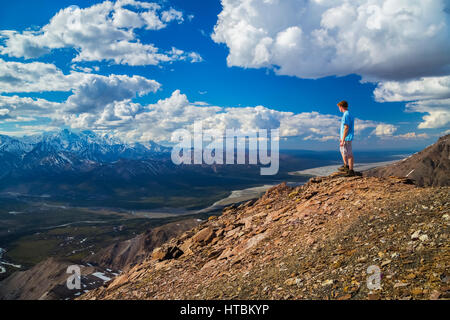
[0,130,194,206]
[0,129,171,178]
[0,129,307,208]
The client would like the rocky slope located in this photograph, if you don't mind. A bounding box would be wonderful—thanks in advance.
[0,258,96,300]
[364,134,450,186]
[0,219,200,300]
[85,219,201,271]
[81,175,449,300]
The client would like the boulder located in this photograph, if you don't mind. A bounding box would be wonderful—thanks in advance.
[192,227,216,245]
[151,246,184,261]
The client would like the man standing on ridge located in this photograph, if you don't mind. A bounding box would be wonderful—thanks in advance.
[337,100,356,176]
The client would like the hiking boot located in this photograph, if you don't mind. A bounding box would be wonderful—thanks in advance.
[345,169,356,177]
[338,165,349,172]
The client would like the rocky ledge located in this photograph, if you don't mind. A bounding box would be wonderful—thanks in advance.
[80,174,449,300]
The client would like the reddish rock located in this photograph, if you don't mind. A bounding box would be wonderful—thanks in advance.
[192,227,215,245]
[151,246,183,261]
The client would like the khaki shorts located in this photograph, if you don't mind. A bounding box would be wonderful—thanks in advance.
[340,141,353,157]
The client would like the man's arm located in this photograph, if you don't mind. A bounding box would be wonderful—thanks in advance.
[340,125,349,146]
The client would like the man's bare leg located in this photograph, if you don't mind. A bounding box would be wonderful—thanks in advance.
[348,156,354,171]
[341,151,347,167]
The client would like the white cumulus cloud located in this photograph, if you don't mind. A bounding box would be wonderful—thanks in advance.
[0,59,90,93]
[372,123,397,137]
[0,60,161,125]
[0,1,201,66]
[212,0,450,81]
[406,98,450,129]
[212,0,450,132]
[395,132,429,139]
[0,95,60,122]
[374,76,450,102]
[374,76,450,129]
[1,84,421,143]
[64,74,160,113]
[56,89,392,143]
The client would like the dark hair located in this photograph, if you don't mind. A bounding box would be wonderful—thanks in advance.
[338,100,348,109]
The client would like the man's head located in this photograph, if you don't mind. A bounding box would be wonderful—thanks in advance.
[337,100,348,113]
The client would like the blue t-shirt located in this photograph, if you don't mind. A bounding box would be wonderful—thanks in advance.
[340,110,354,141]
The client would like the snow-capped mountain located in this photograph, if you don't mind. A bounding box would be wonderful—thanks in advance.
[0,129,171,176]
[0,135,36,179]
[34,129,170,162]
[0,128,273,206]
[0,135,34,155]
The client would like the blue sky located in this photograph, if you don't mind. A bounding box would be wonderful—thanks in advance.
[0,0,449,150]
